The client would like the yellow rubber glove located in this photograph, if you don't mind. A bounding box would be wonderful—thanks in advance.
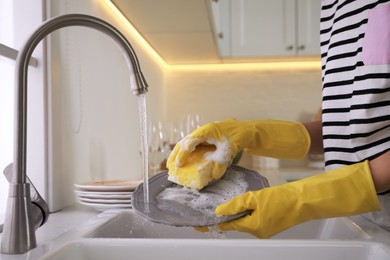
[216,161,380,238]
[167,119,310,189]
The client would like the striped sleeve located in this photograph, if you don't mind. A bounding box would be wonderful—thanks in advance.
[320,0,390,170]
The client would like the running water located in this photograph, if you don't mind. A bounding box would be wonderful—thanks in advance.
[138,94,149,212]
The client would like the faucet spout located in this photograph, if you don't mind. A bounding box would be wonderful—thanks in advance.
[1,14,148,254]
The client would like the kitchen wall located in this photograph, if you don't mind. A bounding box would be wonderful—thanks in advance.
[46,0,322,211]
[47,0,165,210]
[165,68,322,123]
[164,67,322,170]
[0,0,47,220]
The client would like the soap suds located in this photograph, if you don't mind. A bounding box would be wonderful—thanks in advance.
[204,137,232,165]
[175,136,233,166]
[156,169,248,217]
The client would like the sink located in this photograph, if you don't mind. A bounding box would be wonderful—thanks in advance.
[41,239,390,260]
[84,209,371,240]
[30,209,390,260]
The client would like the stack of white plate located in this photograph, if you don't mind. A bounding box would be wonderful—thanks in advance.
[74,180,143,212]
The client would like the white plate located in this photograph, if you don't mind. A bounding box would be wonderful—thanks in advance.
[78,197,131,204]
[74,180,142,191]
[78,200,132,212]
[75,190,133,199]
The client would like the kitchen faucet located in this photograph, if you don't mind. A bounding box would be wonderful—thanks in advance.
[1,14,148,254]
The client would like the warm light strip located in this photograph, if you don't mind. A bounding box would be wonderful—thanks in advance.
[104,0,321,72]
[168,61,321,71]
[103,0,168,69]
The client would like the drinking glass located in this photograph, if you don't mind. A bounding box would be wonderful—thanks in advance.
[185,114,203,135]
[168,114,204,152]
[148,121,170,176]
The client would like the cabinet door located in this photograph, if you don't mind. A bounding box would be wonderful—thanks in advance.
[296,0,321,55]
[210,0,231,57]
[230,0,296,57]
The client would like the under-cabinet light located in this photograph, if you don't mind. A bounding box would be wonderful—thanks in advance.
[103,0,321,72]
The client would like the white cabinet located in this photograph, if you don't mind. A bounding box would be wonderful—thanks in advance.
[295,0,321,56]
[211,0,321,58]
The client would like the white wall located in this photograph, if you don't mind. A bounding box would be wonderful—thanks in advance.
[164,67,322,170]
[47,0,165,211]
[165,68,322,123]
[0,0,46,218]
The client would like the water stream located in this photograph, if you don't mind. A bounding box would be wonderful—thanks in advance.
[136,95,227,238]
[138,94,149,212]
[137,95,227,238]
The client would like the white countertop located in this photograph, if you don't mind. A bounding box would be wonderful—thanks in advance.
[0,204,98,260]
[252,166,324,187]
[236,154,324,186]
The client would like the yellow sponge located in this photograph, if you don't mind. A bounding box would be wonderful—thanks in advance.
[167,144,228,189]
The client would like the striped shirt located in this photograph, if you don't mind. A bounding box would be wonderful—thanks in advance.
[321,0,390,171]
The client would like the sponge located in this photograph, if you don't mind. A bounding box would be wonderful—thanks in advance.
[167,144,228,189]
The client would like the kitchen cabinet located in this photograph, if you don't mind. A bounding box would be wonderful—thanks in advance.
[211,0,321,58]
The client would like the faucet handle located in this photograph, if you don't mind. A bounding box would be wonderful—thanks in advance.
[3,163,50,229]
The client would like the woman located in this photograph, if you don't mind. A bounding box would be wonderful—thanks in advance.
[167,0,390,238]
